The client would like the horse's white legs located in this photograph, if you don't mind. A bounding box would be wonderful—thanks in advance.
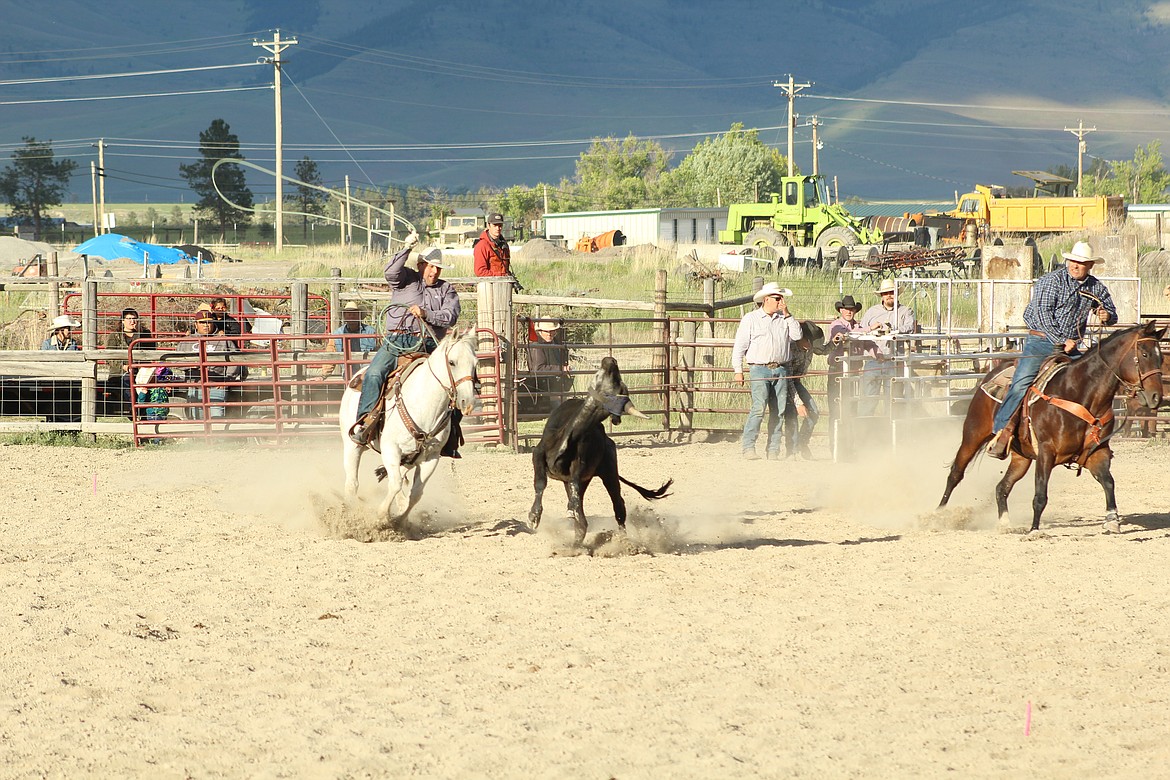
[339,387,363,498]
[342,441,363,498]
[396,456,441,521]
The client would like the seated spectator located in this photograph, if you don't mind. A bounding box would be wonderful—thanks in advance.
[41,315,81,351]
[333,302,378,355]
[523,319,572,409]
[102,308,156,408]
[210,297,245,337]
[179,308,242,419]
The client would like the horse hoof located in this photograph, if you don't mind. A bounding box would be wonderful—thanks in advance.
[1022,529,1049,541]
[1103,519,1121,535]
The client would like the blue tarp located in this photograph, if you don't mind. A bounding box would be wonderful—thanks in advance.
[72,234,201,265]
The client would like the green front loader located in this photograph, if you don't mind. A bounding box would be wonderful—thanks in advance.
[718,175,883,251]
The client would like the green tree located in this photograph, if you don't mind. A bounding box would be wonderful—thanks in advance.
[1083,141,1170,204]
[292,156,328,239]
[0,137,78,240]
[663,123,789,207]
[572,135,672,209]
[179,119,253,239]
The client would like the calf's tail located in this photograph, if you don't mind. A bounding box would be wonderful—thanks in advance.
[618,476,674,501]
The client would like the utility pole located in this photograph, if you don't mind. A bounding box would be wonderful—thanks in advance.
[89,161,99,237]
[774,75,812,176]
[95,139,107,233]
[810,116,821,176]
[1065,119,1096,197]
[254,30,298,254]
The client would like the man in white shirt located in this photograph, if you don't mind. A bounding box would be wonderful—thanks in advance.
[731,282,804,460]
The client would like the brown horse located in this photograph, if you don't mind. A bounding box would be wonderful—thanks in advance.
[938,321,1165,534]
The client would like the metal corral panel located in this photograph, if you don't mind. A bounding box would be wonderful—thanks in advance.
[543,207,728,246]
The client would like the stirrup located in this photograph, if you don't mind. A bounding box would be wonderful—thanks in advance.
[348,420,373,447]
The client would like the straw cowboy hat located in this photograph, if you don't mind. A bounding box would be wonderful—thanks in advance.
[1062,241,1104,265]
[343,301,362,311]
[875,279,900,294]
[417,247,450,269]
[752,282,794,303]
[534,319,561,332]
[834,294,862,312]
[49,314,80,331]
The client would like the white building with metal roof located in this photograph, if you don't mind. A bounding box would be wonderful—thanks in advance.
[542,207,728,246]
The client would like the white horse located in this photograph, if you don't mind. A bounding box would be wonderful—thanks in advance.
[339,329,479,527]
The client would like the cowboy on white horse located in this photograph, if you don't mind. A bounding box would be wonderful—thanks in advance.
[349,229,463,457]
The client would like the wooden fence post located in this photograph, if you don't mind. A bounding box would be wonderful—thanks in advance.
[81,279,98,429]
[329,268,342,332]
[679,319,695,432]
[653,269,668,429]
[48,252,60,317]
[476,280,512,442]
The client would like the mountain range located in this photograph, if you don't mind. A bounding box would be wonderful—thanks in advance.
[5,0,1170,206]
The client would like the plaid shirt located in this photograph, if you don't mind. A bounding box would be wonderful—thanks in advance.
[1023,266,1117,343]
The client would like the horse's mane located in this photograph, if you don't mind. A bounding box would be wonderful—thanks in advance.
[1082,322,1147,359]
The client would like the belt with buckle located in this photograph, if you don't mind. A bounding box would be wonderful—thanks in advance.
[1027,330,1047,338]
[749,362,784,369]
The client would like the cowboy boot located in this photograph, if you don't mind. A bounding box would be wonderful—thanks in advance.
[348,416,374,447]
[986,426,1012,460]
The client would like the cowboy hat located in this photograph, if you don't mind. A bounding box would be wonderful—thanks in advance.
[752,282,794,303]
[834,294,862,312]
[342,301,362,311]
[875,279,899,294]
[1062,241,1104,265]
[49,314,80,331]
[534,319,561,332]
[417,247,450,269]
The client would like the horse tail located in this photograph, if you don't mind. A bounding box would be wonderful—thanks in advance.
[618,475,673,501]
[374,466,387,483]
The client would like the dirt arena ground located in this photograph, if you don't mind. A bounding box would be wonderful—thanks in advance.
[4,429,1170,778]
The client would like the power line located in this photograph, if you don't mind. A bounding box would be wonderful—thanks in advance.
[0,85,269,107]
[0,62,262,87]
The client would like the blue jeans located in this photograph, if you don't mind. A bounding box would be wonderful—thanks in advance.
[356,333,435,421]
[187,386,227,419]
[783,378,819,453]
[742,364,789,455]
[993,334,1060,433]
[857,359,898,416]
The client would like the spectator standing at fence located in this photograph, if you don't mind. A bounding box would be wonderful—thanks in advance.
[210,297,245,337]
[473,212,511,277]
[180,308,241,419]
[731,282,803,461]
[827,294,864,421]
[41,315,81,351]
[782,321,826,460]
[349,231,463,456]
[986,241,1117,459]
[857,279,918,416]
[102,308,156,406]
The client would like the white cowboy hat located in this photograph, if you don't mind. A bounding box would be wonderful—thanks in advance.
[752,282,794,302]
[342,301,362,311]
[50,314,80,331]
[1062,241,1104,265]
[534,319,561,332]
[417,247,450,269]
[875,278,899,294]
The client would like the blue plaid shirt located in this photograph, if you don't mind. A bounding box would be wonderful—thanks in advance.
[1023,266,1117,343]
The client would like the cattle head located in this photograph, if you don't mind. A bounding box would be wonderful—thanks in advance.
[588,356,648,425]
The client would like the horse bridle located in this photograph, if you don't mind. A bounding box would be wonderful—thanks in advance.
[428,345,477,406]
[1091,333,1162,397]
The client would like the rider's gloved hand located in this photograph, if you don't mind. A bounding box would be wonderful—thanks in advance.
[404,229,420,249]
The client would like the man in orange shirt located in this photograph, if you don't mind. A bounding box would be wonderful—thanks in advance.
[473,212,511,277]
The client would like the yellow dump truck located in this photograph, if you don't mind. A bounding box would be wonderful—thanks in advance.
[906,172,1125,242]
[950,172,1125,238]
